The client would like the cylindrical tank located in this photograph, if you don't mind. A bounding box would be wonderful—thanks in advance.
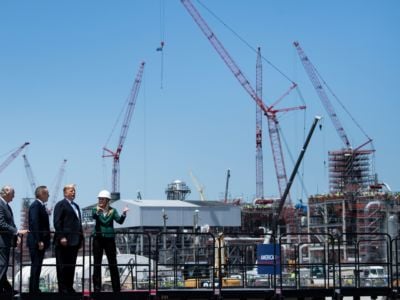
[165,180,191,200]
[388,215,399,238]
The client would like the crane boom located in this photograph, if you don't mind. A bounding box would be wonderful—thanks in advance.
[224,169,230,203]
[103,61,145,196]
[0,142,30,174]
[181,0,269,114]
[22,154,37,196]
[293,41,351,148]
[118,61,145,151]
[273,116,321,233]
[48,159,67,215]
[189,171,206,201]
[181,0,291,200]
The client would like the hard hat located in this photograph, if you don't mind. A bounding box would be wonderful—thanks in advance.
[97,190,111,199]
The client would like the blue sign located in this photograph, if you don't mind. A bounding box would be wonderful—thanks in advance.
[257,244,281,275]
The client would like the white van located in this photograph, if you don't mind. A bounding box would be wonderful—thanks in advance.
[361,266,388,287]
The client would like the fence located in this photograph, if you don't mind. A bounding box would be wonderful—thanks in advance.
[1,230,400,299]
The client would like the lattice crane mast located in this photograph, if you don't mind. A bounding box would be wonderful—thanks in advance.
[48,159,67,215]
[103,61,145,197]
[294,41,373,151]
[181,0,304,201]
[294,41,353,149]
[0,142,30,174]
[22,154,37,197]
[190,170,206,201]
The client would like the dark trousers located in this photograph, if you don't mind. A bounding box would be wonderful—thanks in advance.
[55,245,79,293]
[28,246,45,292]
[92,237,120,292]
[0,246,11,292]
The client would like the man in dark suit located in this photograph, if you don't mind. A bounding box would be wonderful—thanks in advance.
[53,184,83,294]
[27,185,50,294]
[0,185,28,296]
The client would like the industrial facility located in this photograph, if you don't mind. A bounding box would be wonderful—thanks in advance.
[0,0,399,299]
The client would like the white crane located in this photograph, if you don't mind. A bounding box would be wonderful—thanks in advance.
[189,171,206,201]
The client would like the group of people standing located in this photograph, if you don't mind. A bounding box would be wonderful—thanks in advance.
[0,184,128,296]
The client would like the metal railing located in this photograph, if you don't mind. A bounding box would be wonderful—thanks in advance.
[1,230,400,299]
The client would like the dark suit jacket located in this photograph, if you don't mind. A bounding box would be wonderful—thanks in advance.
[0,199,17,248]
[53,199,83,247]
[27,200,51,249]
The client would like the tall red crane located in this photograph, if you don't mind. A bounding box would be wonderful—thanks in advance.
[103,61,145,198]
[22,154,37,196]
[255,47,264,200]
[181,0,304,201]
[0,142,30,174]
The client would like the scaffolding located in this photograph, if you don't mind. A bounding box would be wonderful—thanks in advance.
[307,191,400,262]
[328,149,374,193]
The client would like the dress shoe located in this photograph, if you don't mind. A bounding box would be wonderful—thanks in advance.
[4,289,19,295]
[0,290,19,297]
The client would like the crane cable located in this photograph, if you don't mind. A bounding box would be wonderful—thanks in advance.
[313,66,373,145]
[195,0,313,200]
[196,0,294,84]
[142,71,148,198]
[157,0,166,89]
[102,90,130,188]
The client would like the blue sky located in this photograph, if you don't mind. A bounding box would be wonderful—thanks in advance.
[1,0,399,226]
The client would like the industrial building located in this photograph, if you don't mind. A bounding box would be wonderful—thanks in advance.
[110,199,241,230]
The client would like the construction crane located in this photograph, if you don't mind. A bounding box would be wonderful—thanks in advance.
[103,61,145,199]
[293,41,372,151]
[22,154,37,196]
[189,170,206,201]
[255,47,264,200]
[0,142,30,174]
[272,116,321,234]
[181,0,305,202]
[294,41,374,193]
[224,169,230,203]
[48,159,67,215]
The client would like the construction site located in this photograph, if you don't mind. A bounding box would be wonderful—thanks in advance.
[0,1,395,256]
[0,1,399,300]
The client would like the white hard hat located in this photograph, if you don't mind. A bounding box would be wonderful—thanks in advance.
[98,190,111,199]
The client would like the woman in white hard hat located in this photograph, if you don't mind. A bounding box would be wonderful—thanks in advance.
[92,190,129,293]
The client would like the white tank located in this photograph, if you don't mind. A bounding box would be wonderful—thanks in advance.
[388,215,398,238]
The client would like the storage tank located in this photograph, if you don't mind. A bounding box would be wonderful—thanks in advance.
[165,179,191,200]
